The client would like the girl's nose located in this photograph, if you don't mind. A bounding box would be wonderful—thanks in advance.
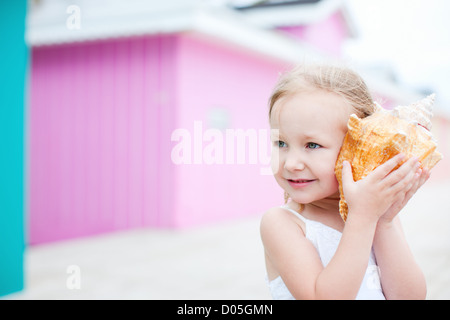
[284,153,305,172]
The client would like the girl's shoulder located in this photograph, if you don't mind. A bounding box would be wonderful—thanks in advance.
[260,206,306,242]
[260,206,295,227]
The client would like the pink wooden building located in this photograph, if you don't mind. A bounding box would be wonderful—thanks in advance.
[26,0,449,244]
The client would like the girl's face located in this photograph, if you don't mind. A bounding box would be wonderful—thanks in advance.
[270,89,353,205]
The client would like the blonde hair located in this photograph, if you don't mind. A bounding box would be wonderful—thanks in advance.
[269,64,376,120]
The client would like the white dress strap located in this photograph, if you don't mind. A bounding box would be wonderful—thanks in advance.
[280,205,307,223]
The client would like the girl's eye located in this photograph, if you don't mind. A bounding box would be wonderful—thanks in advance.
[306,142,321,149]
[275,140,287,148]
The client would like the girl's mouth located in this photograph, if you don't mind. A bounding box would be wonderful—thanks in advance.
[287,179,316,188]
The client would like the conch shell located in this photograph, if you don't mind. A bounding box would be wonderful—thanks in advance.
[335,94,443,221]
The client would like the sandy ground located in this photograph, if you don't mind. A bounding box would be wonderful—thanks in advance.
[6,181,450,300]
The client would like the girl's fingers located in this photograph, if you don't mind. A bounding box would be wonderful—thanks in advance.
[397,167,429,207]
[385,156,420,190]
[402,169,422,204]
[370,153,406,180]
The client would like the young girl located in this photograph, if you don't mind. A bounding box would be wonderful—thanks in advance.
[261,64,430,300]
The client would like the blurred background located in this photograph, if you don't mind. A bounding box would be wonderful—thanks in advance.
[1,0,449,299]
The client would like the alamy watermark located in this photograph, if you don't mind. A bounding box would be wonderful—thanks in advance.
[66,265,81,290]
[171,121,279,175]
[66,5,81,30]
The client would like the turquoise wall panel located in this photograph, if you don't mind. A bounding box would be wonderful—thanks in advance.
[0,0,27,297]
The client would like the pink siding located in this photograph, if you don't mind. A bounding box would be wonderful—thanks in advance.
[27,30,449,244]
[277,11,348,56]
[29,35,178,244]
[28,33,286,244]
[173,34,284,227]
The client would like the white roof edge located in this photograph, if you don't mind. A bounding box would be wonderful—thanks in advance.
[191,7,330,62]
[26,0,441,113]
[26,2,329,61]
[25,0,355,45]
[26,6,196,46]
[234,0,356,37]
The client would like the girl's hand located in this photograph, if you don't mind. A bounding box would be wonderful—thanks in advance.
[379,166,430,224]
[341,154,421,222]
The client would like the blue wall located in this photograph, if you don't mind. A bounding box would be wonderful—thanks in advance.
[0,0,27,297]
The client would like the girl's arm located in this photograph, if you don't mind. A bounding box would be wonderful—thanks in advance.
[372,168,430,299]
[373,217,427,299]
[262,154,419,299]
[261,207,378,299]
[317,154,421,299]
[314,213,379,299]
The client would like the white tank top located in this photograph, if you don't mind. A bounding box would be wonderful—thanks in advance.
[266,205,386,300]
